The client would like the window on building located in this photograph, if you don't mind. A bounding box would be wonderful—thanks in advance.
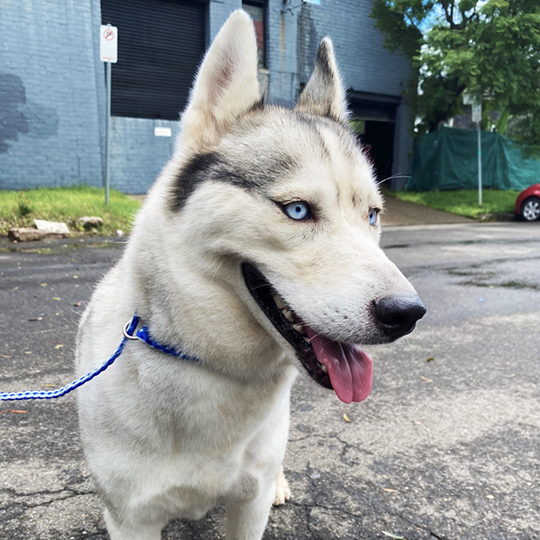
[242,1,266,69]
[101,0,206,120]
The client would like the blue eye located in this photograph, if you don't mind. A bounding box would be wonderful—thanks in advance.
[283,201,310,221]
[369,208,379,226]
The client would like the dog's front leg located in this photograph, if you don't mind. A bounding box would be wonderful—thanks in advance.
[225,487,276,540]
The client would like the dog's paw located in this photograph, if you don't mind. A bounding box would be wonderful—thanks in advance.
[273,465,291,506]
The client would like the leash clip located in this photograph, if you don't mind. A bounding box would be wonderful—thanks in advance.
[123,319,140,340]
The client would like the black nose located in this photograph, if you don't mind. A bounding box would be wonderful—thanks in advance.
[374,294,426,339]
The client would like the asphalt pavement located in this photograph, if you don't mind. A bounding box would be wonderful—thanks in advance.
[1,206,539,539]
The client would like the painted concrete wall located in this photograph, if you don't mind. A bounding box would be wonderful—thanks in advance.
[110,0,242,194]
[265,1,410,105]
[264,2,413,183]
[109,118,180,194]
[1,0,412,193]
[0,0,105,191]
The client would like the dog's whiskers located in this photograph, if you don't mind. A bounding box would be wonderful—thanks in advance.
[376,173,412,188]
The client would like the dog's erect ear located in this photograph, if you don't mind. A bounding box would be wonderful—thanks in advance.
[177,10,261,149]
[296,38,348,123]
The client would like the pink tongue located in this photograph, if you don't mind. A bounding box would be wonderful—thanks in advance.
[306,328,373,404]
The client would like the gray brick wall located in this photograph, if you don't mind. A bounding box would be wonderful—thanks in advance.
[264,1,412,182]
[209,0,241,43]
[265,1,411,104]
[0,0,105,191]
[0,0,412,193]
[109,118,180,194]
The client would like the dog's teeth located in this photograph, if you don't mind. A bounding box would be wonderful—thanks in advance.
[293,324,305,335]
[321,364,328,374]
[304,336,311,343]
[282,310,294,323]
[273,294,288,310]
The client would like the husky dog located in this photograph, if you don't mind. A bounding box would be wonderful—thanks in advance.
[76,10,425,540]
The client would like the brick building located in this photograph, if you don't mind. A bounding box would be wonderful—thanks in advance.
[0,0,412,193]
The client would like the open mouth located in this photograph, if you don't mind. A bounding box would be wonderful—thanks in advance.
[242,263,373,404]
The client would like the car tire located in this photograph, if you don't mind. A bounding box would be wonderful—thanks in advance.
[521,196,540,222]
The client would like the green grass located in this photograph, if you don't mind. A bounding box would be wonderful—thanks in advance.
[391,189,519,219]
[0,186,142,237]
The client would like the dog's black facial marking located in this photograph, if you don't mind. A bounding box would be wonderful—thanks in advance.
[242,263,332,390]
[171,152,260,212]
[170,149,297,212]
[171,152,223,212]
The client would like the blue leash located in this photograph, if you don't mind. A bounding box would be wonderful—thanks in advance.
[0,314,199,402]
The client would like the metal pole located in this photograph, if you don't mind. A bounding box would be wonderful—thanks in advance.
[477,120,482,206]
[105,61,111,205]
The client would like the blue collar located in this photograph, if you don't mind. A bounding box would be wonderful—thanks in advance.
[123,314,200,362]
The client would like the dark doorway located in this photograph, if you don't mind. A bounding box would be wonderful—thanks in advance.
[348,90,400,187]
[361,121,395,185]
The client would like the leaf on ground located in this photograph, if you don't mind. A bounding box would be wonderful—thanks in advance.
[0,355,12,359]
[12,286,18,290]
[52,297,61,301]
[426,357,435,362]
[381,488,398,493]
[40,283,47,287]
[420,376,432,382]
[43,384,56,388]
[0,410,28,415]
[343,413,351,423]
[54,344,63,349]
[24,351,32,354]
[382,531,407,539]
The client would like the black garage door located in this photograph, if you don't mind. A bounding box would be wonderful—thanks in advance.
[101,0,206,120]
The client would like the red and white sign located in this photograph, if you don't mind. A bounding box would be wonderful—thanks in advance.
[100,25,118,63]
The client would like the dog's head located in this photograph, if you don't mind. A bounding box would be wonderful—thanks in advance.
[160,11,425,403]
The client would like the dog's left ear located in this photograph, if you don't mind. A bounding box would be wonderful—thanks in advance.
[178,10,261,149]
[296,38,348,123]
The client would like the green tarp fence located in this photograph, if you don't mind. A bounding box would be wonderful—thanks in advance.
[408,127,540,191]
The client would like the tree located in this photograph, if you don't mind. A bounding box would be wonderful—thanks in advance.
[371,0,540,157]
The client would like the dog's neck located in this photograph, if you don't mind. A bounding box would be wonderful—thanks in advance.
[122,192,290,384]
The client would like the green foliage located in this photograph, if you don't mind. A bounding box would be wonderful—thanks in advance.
[371,0,428,58]
[17,192,33,217]
[371,0,540,157]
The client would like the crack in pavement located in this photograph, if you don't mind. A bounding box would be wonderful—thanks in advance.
[289,498,451,540]
[0,488,95,524]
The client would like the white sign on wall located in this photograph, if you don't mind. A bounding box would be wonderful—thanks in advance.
[100,25,118,63]
[154,127,172,137]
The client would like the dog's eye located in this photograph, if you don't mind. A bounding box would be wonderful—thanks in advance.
[369,208,380,226]
[283,201,310,221]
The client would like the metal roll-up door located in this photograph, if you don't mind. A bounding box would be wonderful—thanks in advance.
[101,0,206,120]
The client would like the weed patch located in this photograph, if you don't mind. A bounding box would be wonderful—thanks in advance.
[0,186,141,237]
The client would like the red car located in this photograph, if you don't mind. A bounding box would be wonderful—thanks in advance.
[515,184,540,221]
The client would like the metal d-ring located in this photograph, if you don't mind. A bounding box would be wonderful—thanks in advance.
[123,319,139,340]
